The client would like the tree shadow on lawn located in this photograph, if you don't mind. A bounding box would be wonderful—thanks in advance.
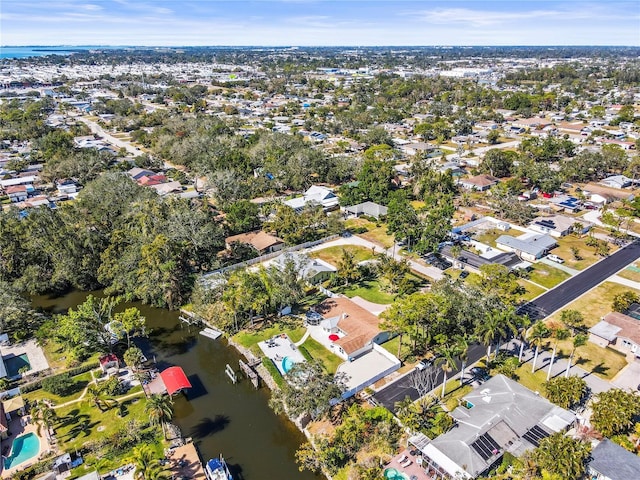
[56,409,88,429]
[66,418,99,439]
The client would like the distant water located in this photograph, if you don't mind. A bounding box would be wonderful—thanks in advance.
[0,46,111,59]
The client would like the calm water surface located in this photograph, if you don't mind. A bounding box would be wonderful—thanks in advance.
[31,290,322,480]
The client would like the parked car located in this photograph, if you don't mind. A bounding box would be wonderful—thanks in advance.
[547,254,564,264]
[415,359,433,371]
[459,270,469,279]
[470,367,490,382]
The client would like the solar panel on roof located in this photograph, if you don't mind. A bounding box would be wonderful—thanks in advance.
[522,425,551,447]
[471,433,501,461]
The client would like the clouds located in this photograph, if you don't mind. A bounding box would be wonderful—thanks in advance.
[1,0,638,46]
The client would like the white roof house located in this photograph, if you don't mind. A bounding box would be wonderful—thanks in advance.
[496,233,557,261]
[284,185,339,212]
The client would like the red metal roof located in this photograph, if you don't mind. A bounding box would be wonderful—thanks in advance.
[160,366,192,396]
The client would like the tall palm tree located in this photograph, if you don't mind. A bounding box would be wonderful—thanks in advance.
[546,322,570,381]
[475,308,517,363]
[516,315,532,362]
[31,400,57,439]
[436,343,461,398]
[527,322,550,373]
[454,334,472,386]
[564,333,587,377]
[145,394,174,439]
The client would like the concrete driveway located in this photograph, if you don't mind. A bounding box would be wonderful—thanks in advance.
[610,360,640,393]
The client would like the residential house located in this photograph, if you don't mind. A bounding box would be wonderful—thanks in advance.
[225,230,285,255]
[417,375,576,480]
[583,183,635,204]
[496,233,557,261]
[343,201,388,220]
[127,167,156,181]
[315,297,392,359]
[56,179,78,195]
[99,353,119,373]
[272,253,337,284]
[0,175,36,190]
[459,174,499,191]
[284,185,339,212]
[528,215,592,237]
[588,312,640,359]
[149,181,183,196]
[588,439,640,480]
[440,245,530,272]
[5,185,27,203]
[512,117,552,130]
[399,142,432,156]
[599,175,633,189]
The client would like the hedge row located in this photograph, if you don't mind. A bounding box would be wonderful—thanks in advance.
[21,361,98,394]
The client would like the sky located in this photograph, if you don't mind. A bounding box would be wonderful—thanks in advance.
[1,0,639,46]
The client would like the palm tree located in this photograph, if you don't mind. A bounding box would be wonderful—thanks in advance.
[31,400,57,439]
[129,445,169,480]
[454,334,472,386]
[546,322,570,381]
[145,394,174,439]
[436,343,461,398]
[564,333,587,377]
[516,315,532,362]
[527,322,550,373]
[475,308,517,363]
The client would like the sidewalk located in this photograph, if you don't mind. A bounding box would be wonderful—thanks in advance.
[499,339,612,394]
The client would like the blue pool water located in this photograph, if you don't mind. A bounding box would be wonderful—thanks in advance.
[4,354,30,377]
[4,433,40,469]
[281,356,295,374]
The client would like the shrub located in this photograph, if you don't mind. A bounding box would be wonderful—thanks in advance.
[41,373,77,396]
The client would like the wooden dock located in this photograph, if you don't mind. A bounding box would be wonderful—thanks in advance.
[239,359,260,389]
[168,442,206,480]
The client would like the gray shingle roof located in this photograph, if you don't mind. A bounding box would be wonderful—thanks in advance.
[589,439,640,480]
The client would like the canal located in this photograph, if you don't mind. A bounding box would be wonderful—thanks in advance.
[32,290,323,480]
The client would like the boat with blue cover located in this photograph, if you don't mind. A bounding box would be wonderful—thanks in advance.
[205,455,233,480]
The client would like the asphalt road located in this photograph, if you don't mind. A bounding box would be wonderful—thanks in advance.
[373,344,485,411]
[517,239,640,320]
[373,239,640,411]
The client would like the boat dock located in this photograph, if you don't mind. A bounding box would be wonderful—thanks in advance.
[168,442,207,480]
[199,327,223,340]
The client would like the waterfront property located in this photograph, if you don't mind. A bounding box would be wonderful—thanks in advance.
[258,333,306,376]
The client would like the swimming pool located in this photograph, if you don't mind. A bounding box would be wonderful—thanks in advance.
[4,432,40,469]
[281,356,295,374]
[4,353,30,377]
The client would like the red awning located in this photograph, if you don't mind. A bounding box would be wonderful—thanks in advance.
[159,366,192,396]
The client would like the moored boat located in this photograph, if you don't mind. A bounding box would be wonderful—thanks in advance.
[205,455,233,480]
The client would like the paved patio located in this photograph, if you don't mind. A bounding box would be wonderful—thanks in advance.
[258,333,306,375]
[1,415,52,478]
[386,449,433,480]
[610,360,640,392]
[2,339,50,378]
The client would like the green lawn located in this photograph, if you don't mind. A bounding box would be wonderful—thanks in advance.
[441,379,474,411]
[299,337,343,374]
[528,263,570,289]
[344,218,395,248]
[232,325,307,355]
[548,281,640,327]
[336,279,396,304]
[473,228,503,247]
[24,371,94,405]
[616,262,640,283]
[310,245,376,266]
[380,335,414,362]
[549,235,619,271]
[518,279,546,301]
[53,393,149,453]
